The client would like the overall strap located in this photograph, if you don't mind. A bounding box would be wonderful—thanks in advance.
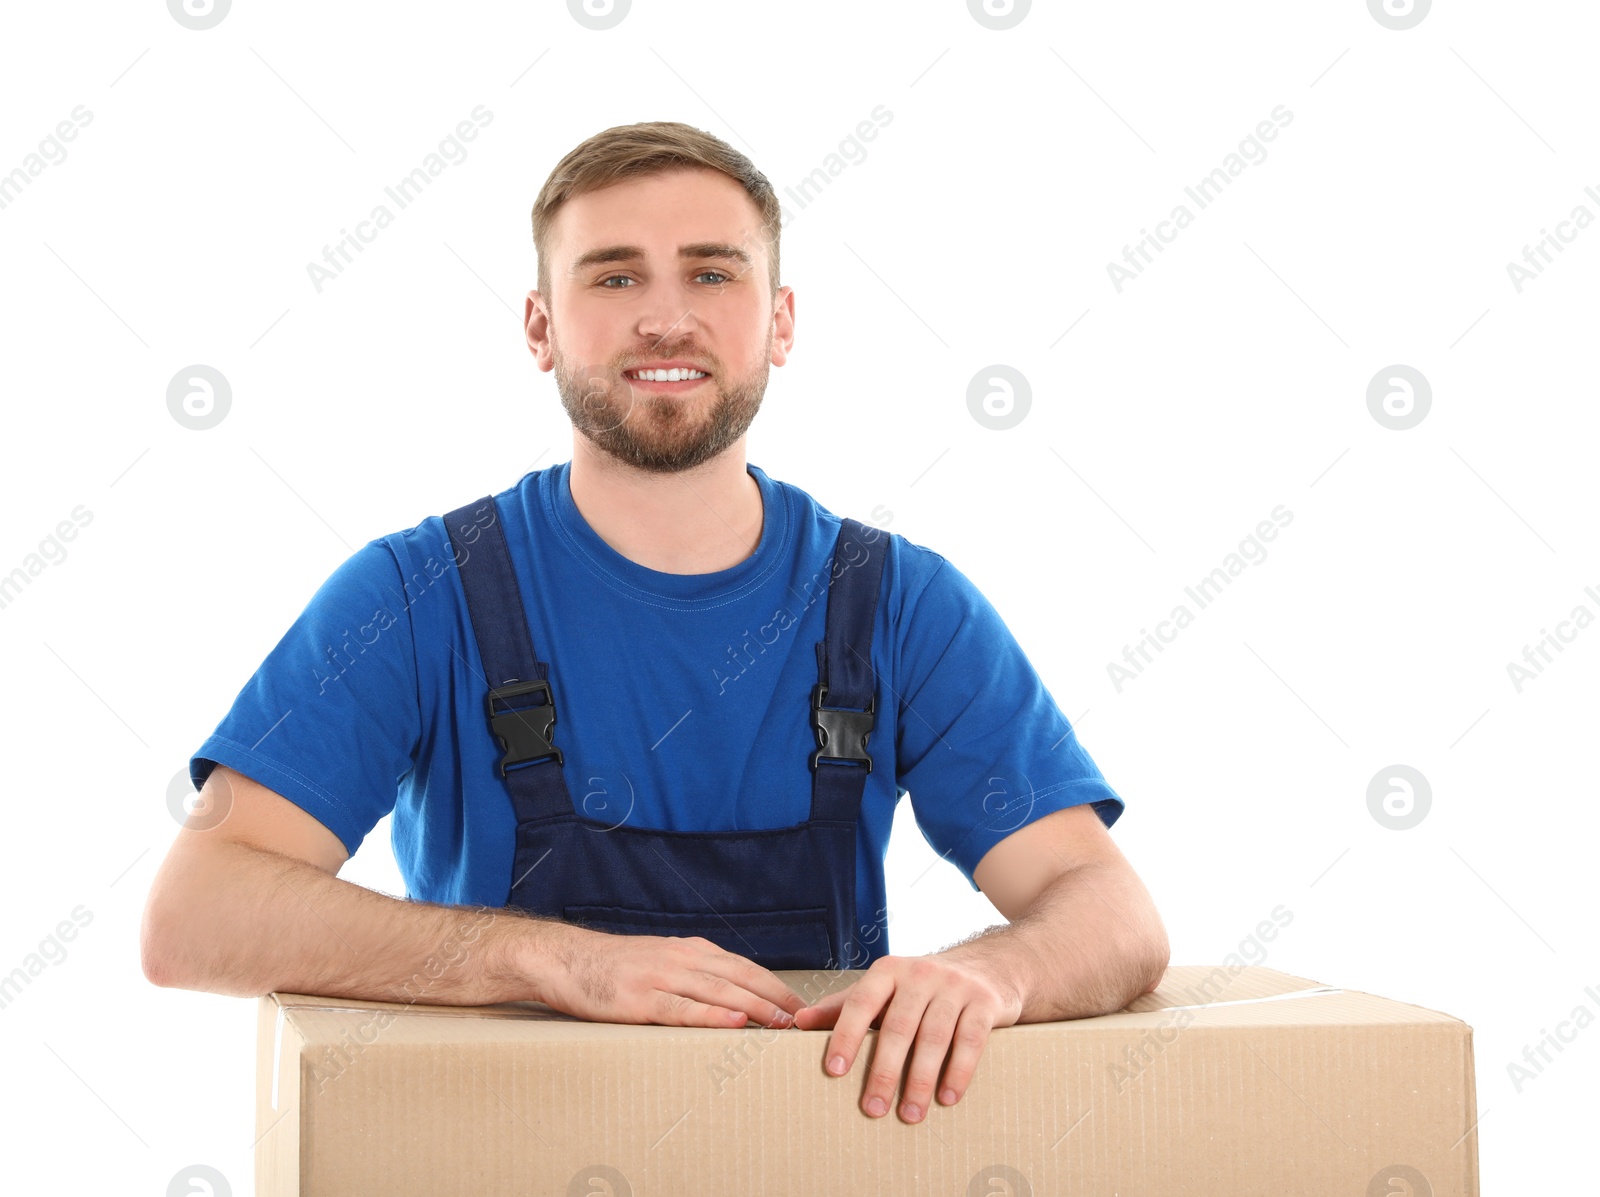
[810,518,889,823]
[442,496,572,823]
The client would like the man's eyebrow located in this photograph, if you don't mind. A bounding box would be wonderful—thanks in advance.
[568,242,753,275]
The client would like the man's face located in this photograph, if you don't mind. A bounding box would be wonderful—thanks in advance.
[527,167,795,474]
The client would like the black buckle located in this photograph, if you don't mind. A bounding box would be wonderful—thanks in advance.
[485,678,563,776]
[810,682,875,773]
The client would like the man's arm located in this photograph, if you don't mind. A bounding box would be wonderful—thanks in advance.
[141,765,807,1030]
[140,764,565,1005]
[951,802,1170,1022]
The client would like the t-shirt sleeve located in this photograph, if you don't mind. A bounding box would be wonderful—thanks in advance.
[894,546,1125,893]
[189,538,422,858]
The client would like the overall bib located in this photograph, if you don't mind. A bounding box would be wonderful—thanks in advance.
[442,495,889,971]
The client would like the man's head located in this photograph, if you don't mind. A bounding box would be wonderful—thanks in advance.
[526,122,795,474]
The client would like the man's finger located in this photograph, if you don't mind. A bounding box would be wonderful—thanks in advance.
[716,951,807,1017]
[821,973,895,1084]
[857,987,932,1119]
[793,989,847,1031]
[897,996,963,1122]
[935,1003,995,1107]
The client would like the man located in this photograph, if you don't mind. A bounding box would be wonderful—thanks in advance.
[141,121,1168,1127]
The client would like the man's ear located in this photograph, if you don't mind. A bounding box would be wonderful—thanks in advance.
[770,284,796,368]
[526,291,553,371]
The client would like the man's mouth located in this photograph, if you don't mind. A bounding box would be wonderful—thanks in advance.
[624,367,709,382]
[622,366,711,391]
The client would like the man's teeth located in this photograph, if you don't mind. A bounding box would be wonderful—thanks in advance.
[627,368,706,382]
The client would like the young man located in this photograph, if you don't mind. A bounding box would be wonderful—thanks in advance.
[142,121,1168,1126]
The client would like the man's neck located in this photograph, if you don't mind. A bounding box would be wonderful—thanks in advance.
[566,441,764,576]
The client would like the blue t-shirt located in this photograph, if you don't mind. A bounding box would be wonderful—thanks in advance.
[190,461,1124,948]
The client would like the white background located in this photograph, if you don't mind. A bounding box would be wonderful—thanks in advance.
[1,0,1594,1191]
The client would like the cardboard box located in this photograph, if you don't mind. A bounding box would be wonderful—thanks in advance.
[255,964,1479,1195]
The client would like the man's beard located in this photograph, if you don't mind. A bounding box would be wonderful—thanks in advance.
[552,328,771,474]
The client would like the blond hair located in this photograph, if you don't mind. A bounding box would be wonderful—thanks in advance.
[531,120,782,303]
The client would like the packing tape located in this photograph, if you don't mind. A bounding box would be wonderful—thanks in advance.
[1159,985,1344,1012]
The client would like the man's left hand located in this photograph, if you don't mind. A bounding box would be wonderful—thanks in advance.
[791,951,1025,1123]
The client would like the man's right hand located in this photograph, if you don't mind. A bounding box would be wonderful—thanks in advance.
[533,926,808,1030]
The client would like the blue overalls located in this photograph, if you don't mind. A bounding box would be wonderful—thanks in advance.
[441,493,890,971]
